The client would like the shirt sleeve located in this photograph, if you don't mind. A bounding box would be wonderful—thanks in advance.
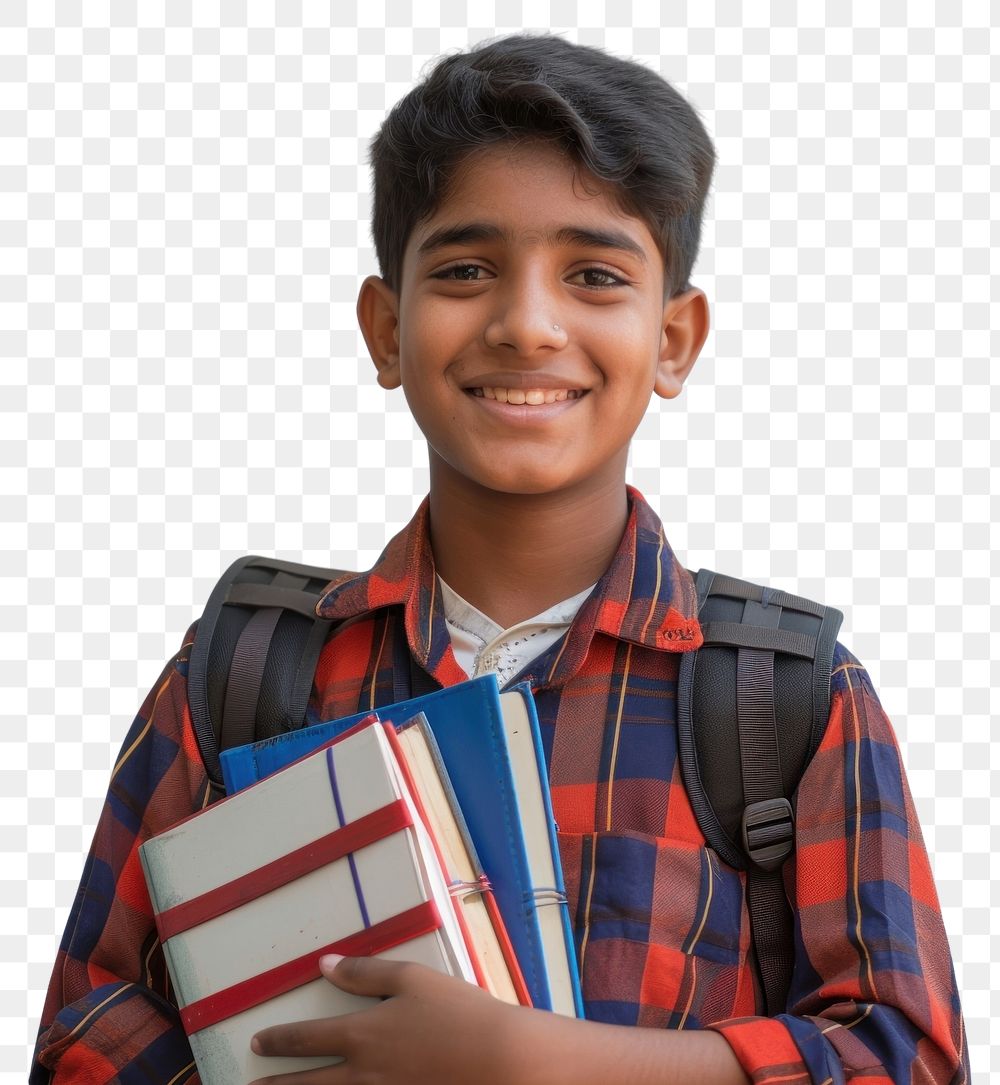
[706,643,970,1085]
[31,622,209,1084]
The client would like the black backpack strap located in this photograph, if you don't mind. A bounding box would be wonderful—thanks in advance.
[677,568,843,1015]
[188,556,349,796]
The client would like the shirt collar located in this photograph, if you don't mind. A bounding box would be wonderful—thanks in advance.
[438,574,598,688]
[437,574,598,645]
[315,485,703,688]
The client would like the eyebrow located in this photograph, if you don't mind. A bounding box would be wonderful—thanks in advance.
[415,222,648,265]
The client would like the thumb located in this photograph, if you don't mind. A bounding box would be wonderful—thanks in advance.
[319,953,412,997]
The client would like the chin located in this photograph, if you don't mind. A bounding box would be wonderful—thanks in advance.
[476,467,590,499]
[487,480,564,497]
[430,447,603,500]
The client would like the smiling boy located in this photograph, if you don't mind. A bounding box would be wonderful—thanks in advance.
[33,34,967,1085]
[357,139,707,630]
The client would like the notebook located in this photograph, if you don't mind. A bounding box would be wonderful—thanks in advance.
[221,673,583,1016]
[141,719,478,1083]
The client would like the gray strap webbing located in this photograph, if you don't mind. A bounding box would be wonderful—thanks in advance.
[747,868,795,1016]
[189,555,348,796]
[220,606,284,754]
[225,582,326,619]
[219,570,309,757]
[736,600,783,805]
[734,594,795,1014]
[701,621,816,659]
[706,573,826,617]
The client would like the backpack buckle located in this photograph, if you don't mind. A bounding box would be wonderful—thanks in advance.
[741,798,794,871]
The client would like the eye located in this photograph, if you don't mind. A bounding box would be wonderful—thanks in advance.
[432,263,488,281]
[572,267,626,289]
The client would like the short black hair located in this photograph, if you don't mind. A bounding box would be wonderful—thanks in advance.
[368,33,715,297]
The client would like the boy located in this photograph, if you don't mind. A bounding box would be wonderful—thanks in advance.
[32,33,968,1085]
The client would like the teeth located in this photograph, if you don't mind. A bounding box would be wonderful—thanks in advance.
[476,387,581,404]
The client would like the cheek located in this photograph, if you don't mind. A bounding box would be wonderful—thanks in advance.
[578,302,660,361]
[397,319,466,391]
[403,293,473,345]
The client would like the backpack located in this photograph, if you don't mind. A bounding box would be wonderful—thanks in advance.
[187,555,843,1017]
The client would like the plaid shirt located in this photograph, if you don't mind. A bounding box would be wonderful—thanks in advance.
[32,488,968,1084]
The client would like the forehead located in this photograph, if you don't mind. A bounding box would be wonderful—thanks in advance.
[406,141,659,260]
[444,140,603,194]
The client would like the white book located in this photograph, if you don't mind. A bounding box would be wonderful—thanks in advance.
[140,720,477,1084]
[499,689,581,1018]
[394,713,525,1006]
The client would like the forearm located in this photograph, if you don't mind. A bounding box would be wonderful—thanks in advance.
[502,1007,749,1085]
[252,956,751,1085]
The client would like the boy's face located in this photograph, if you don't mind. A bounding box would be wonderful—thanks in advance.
[357,141,708,501]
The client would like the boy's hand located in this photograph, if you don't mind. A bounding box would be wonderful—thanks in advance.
[248,954,524,1085]
[248,954,749,1085]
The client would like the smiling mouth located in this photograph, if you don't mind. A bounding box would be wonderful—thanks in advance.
[468,387,585,404]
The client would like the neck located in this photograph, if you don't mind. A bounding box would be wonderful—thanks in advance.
[427,458,630,630]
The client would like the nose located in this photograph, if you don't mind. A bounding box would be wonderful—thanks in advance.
[483,271,568,354]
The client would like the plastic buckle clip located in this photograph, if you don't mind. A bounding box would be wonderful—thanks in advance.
[742,798,794,872]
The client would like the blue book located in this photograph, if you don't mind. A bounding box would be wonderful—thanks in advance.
[220,674,583,1017]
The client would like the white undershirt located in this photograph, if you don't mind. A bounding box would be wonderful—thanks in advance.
[437,576,597,688]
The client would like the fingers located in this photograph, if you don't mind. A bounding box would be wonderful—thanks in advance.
[248,1061,349,1085]
[252,1014,355,1060]
[249,957,444,1083]
[320,954,425,998]
[250,957,408,1063]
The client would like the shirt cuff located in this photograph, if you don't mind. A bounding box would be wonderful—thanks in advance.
[706,1016,810,1085]
[34,982,197,1084]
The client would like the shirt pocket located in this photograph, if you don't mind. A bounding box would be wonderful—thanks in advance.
[557,829,756,1025]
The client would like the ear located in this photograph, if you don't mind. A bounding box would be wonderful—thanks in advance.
[653,287,710,400]
[356,275,401,389]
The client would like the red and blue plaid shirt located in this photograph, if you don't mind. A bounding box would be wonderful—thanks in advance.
[32,488,969,1084]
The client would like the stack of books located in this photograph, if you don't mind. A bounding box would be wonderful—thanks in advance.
[139,674,583,1084]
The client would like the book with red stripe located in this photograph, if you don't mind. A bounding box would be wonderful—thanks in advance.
[221,673,583,1016]
[392,712,529,1007]
[139,717,480,1084]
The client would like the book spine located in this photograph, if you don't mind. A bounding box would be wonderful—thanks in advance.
[520,690,584,1016]
[482,881,532,1007]
[381,722,490,994]
[407,714,533,1008]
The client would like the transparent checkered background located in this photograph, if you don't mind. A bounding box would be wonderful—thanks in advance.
[2,0,995,1078]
